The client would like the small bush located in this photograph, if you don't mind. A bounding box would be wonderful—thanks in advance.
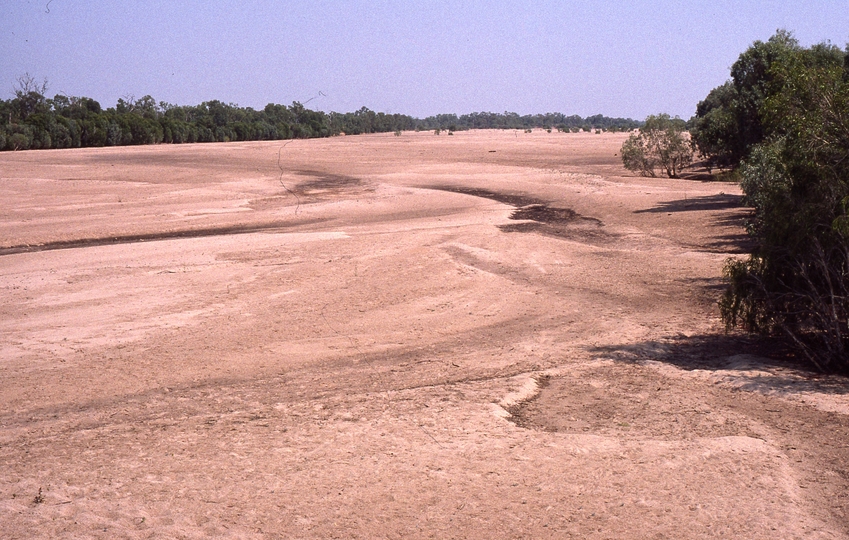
[620,114,692,178]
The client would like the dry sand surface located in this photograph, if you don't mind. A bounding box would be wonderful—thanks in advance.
[1,130,847,539]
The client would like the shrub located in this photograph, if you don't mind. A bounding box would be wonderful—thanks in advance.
[620,114,692,178]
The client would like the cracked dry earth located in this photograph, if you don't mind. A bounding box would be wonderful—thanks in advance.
[1,130,847,539]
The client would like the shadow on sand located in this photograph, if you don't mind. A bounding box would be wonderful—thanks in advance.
[636,194,756,254]
[589,333,849,394]
[634,193,743,214]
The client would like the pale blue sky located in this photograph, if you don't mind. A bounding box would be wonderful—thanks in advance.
[3,1,848,119]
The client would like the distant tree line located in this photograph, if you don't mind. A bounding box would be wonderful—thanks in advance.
[0,76,639,151]
[688,31,849,372]
[0,77,333,150]
[414,112,640,133]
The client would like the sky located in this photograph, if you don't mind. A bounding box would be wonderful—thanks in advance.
[3,0,849,120]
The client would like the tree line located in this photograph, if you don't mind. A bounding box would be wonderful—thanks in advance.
[415,112,639,132]
[689,31,849,372]
[0,77,639,151]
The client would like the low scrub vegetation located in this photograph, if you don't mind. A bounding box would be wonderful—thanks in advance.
[620,114,692,178]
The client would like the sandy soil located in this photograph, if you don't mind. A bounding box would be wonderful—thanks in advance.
[1,130,847,539]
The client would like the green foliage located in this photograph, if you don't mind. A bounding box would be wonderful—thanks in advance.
[690,30,846,171]
[716,32,849,371]
[414,111,640,132]
[9,131,31,150]
[620,132,654,176]
[0,76,641,152]
[328,107,416,135]
[620,114,692,178]
[719,257,771,332]
[689,82,741,170]
[0,82,343,151]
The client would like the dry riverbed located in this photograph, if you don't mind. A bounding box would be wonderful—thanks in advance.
[1,130,847,538]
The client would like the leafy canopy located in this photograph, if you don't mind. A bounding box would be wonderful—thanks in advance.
[717,31,849,371]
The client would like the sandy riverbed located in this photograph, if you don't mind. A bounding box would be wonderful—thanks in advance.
[1,130,847,538]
